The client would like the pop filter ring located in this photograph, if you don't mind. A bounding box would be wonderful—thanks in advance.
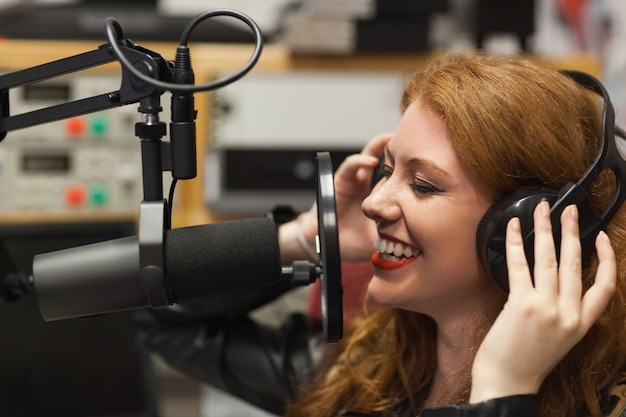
[316,152,343,343]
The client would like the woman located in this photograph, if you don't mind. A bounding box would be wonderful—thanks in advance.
[139,51,626,416]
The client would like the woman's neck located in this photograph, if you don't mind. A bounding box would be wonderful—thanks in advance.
[424,301,497,407]
[430,282,506,378]
[437,323,473,372]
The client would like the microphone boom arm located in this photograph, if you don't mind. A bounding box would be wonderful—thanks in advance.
[0,40,172,141]
[0,33,178,311]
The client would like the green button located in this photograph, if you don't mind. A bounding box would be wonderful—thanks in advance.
[91,117,107,137]
[90,186,108,206]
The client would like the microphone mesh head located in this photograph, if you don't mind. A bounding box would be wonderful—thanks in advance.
[165,217,282,301]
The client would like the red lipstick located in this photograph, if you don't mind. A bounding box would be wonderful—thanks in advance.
[371,252,418,270]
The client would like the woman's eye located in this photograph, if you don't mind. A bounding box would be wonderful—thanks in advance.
[411,180,442,195]
[382,166,393,178]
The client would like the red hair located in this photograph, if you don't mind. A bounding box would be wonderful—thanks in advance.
[286,51,626,417]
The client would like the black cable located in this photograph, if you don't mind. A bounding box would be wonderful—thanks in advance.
[167,178,177,221]
[104,8,263,93]
[105,9,263,221]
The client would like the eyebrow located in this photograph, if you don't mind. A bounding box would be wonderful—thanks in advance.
[384,145,451,179]
[412,158,451,179]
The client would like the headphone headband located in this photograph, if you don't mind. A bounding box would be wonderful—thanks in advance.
[477,70,626,291]
[562,70,626,220]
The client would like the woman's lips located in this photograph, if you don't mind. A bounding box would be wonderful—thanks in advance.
[371,252,418,270]
[371,237,421,270]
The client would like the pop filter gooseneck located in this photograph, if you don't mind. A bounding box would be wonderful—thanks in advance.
[316,152,343,343]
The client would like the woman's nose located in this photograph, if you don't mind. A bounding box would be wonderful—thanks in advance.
[361,179,402,223]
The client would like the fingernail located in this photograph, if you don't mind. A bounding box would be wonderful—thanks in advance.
[598,230,610,244]
[568,204,578,220]
[540,200,550,217]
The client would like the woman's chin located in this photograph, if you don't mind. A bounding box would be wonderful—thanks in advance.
[366,276,398,307]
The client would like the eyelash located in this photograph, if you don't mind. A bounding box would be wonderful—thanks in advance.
[382,166,443,195]
[411,181,442,195]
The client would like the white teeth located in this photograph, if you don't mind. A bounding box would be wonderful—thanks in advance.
[393,243,404,257]
[373,237,420,260]
[381,253,400,262]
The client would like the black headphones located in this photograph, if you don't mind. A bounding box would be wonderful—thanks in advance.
[476,70,626,291]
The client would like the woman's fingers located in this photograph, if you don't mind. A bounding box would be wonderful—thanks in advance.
[505,217,533,294]
[505,200,617,332]
[361,131,392,157]
[557,205,583,314]
[334,133,392,196]
[505,200,560,295]
[580,231,617,329]
[335,154,380,185]
[532,201,559,295]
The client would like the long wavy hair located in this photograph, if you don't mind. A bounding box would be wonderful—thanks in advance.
[285,51,626,417]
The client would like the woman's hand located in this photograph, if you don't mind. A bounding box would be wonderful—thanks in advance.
[332,132,391,260]
[281,133,391,263]
[470,201,617,403]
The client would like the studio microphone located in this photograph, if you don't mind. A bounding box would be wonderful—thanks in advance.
[32,152,343,342]
[33,217,283,322]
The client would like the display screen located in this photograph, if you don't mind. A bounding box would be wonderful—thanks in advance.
[224,149,354,190]
[22,83,70,101]
[22,154,70,173]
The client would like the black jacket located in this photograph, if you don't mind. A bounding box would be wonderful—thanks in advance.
[135,293,537,417]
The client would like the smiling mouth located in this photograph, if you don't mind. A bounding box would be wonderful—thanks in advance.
[373,237,421,262]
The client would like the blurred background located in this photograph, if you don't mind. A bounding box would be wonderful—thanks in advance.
[0,0,621,416]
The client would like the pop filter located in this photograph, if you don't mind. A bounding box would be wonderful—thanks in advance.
[315,152,343,343]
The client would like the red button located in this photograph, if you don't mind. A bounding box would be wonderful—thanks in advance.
[65,185,86,207]
[65,117,86,138]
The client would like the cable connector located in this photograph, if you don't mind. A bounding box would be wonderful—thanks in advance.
[170,45,197,180]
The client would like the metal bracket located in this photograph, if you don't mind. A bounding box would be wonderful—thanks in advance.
[138,200,171,307]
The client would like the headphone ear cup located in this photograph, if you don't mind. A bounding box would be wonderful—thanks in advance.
[476,189,558,292]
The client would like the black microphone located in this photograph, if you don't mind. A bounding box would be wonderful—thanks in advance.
[33,217,283,321]
[32,152,343,342]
